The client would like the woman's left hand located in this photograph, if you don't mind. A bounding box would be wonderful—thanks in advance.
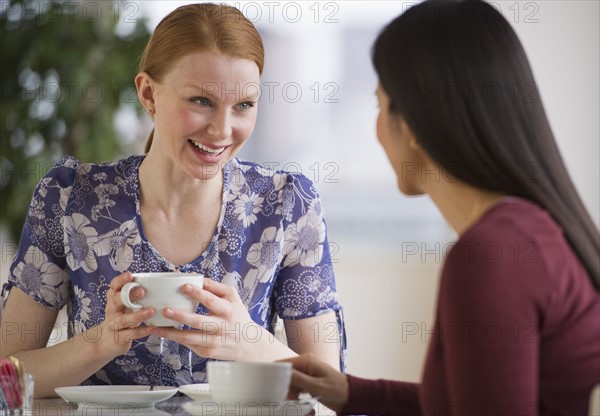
[148,278,292,361]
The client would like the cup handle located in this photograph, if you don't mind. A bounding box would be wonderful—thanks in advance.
[120,282,143,309]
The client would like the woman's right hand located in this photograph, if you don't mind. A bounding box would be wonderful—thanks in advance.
[94,271,154,357]
[281,353,350,413]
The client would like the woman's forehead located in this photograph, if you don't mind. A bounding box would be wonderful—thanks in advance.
[161,51,260,97]
[157,51,259,101]
[168,51,259,80]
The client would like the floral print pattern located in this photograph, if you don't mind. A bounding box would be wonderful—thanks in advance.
[283,209,326,268]
[234,192,264,227]
[246,226,284,284]
[95,220,141,271]
[11,246,69,306]
[62,213,99,273]
[8,155,346,387]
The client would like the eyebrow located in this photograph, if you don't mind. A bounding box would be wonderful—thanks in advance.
[183,84,259,102]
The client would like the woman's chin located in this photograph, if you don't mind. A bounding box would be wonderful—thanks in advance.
[396,181,425,197]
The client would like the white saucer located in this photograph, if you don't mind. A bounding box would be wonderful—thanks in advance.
[182,397,317,416]
[70,405,170,415]
[55,385,178,408]
[178,383,211,401]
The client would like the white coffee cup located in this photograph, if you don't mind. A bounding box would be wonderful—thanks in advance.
[120,272,203,327]
[207,361,292,405]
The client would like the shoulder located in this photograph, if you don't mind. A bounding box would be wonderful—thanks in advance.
[74,155,142,180]
[441,198,578,316]
[36,156,142,210]
[472,197,561,240]
[229,158,318,196]
[447,198,562,268]
[44,155,142,183]
[41,156,79,185]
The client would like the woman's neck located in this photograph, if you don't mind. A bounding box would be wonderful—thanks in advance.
[138,152,223,216]
[426,179,507,237]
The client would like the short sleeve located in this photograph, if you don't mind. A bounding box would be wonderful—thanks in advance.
[273,173,347,368]
[6,157,77,309]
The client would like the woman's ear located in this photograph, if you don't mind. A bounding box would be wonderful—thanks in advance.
[394,117,419,149]
[409,139,422,151]
[135,72,156,115]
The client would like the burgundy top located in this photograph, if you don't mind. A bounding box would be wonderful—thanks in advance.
[342,198,600,415]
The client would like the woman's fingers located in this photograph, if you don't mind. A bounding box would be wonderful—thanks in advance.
[129,286,145,302]
[118,307,154,329]
[183,284,231,317]
[143,279,257,361]
[284,353,327,377]
[106,272,134,311]
[109,317,154,344]
[96,272,157,357]
[290,368,323,394]
[201,278,231,297]
[281,354,349,413]
[155,306,219,332]
[131,324,154,340]
[167,307,202,327]
[109,271,133,290]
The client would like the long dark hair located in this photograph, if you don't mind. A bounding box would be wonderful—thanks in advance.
[373,0,599,289]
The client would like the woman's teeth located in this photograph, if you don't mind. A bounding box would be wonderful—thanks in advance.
[190,140,225,155]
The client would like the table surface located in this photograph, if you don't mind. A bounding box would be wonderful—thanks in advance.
[32,395,193,415]
[31,396,327,415]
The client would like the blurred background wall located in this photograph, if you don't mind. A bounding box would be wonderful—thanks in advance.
[1,1,598,383]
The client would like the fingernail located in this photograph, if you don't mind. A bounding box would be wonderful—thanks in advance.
[164,308,174,318]
[143,308,154,317]
[182,284,192,293]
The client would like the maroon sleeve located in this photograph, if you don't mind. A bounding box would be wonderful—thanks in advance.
[433,223,542,415]
[341,374,421,415]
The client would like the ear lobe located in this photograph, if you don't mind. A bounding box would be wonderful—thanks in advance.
[135,72,156,112]
[409,139,422,151]
[397,118,422,151]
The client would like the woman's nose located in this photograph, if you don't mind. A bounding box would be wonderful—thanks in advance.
[206,110,232,140]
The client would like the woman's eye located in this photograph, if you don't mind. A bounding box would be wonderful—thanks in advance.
[192,97,210,106]
[237,102,255,111]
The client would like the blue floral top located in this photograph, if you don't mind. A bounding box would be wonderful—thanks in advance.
[7,155,346,386]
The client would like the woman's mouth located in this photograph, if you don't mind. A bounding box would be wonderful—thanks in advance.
[189,139,226,156]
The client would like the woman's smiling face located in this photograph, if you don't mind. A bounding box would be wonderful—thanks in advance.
[145,51,260,181]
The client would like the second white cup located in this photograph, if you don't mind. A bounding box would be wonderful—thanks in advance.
[207,361,292,405]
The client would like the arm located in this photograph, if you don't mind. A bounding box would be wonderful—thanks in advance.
[283,354,421,415]
[1,275,153,398]
[274,173,347,370]
[434,228,541,413]
[283,311,341,370]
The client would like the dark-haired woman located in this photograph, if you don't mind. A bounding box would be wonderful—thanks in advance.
[284,1,600,415]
